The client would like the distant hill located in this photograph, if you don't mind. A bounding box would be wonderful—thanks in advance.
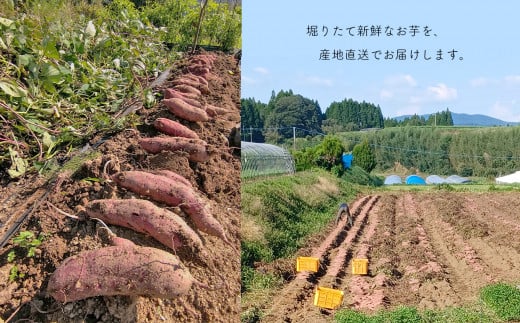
[394,112,519,126]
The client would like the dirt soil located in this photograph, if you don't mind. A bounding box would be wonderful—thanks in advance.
[0,51,241,322]
[257,192,520,322]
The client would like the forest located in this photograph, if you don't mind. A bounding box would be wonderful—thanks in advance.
[241,89,520,178]
[241,89,454,144]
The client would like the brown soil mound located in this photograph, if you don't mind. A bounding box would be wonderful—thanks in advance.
[0,51,241,323]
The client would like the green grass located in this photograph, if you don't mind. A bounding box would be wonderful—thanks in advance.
[335,305,497,323]
[480,283,520,321]
[241,170,359,293]
[335,283,520,322]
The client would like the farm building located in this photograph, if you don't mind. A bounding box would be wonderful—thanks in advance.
[384,175,402,185]
[241,141,295,178]
[426,175,446,184]
[406,175,426,185]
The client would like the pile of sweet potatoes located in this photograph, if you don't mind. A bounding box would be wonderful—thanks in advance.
[47,52,234,304]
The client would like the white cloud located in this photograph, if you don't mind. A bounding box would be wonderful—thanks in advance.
[253,67,269,75]
[489,101,520,122]
[384,74,417,87]
[504,75,520,84]
[426,83,458,101]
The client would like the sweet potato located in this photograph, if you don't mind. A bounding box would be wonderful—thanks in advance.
[151,169,193,188]
[163,98,209,123]
[180,193,235,250]
[190,56,213,67]
[139,137,210,162]
[112,171,196,207]
[192,54,216,65]
[172,78,209,94]
[163,88,201,104]
[188,65,210,77]
[47,244,199,302]
[163,87,200,101]
[153,118,199,139]
[86,199,205,254]
[111,171,234,248]
[174,84,202,97]
[184,73,209,86]
[205,104,230,117]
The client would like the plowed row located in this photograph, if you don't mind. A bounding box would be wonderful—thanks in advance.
[261,192,520,322]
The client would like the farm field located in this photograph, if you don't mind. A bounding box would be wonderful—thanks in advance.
[258,191,520,322]
[0,52,241,322]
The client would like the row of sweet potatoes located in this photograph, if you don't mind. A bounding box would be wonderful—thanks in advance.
[47,53,233,304]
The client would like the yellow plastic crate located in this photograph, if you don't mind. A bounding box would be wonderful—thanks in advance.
[296,256,319,272]
[352,258,369,275]
[313,286,344,309]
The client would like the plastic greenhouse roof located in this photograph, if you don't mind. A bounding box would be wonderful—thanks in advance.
[241,141,292,157]
[496,171,520,184]
[426,175,446,184]
[406,175,426,185]
[384,175,402,185]
[445,175,470,184]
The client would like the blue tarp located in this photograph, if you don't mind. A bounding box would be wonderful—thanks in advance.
[384,175,402,185]
[342,153,353,169]
[445,175,470,184]
[426,175,446,184]
[406,175,426,185]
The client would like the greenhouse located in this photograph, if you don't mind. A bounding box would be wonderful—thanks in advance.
[384,175,402,185]
[406,175,426,185]
[426,175,446,184]
[241,142,295,178]
[445,175,470,184]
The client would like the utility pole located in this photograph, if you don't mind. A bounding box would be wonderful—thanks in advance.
[293,127,296,150]
[250,127,252,142]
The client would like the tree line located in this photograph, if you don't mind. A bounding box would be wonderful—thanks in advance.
[337,126,520,177]
[241,89,453,144]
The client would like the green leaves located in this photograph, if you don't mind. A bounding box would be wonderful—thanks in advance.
[0,80,27,98]
[480,283,520,321]
[42,37,60,59]
[0,3,179,178]
[7,147,28,178]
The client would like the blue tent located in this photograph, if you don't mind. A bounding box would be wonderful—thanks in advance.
[426,175,446,184]
[342,153,353,169]
[406,175,426,185]
[384,175,402,185]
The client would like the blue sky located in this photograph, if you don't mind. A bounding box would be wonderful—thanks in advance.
[241,1,520,122]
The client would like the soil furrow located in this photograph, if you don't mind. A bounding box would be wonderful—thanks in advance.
[417,193,495,304]
[261,195,379,323]
[257,191,520,321]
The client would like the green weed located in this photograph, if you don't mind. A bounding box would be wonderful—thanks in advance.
[480,283,520,321]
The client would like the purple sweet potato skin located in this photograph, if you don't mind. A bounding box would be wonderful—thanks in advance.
[85,199,204,251]
[111,171,191,207]
[111,171,228,242]
[151,169,193,188]
[47,245,193,303]
[153,118,199,139]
